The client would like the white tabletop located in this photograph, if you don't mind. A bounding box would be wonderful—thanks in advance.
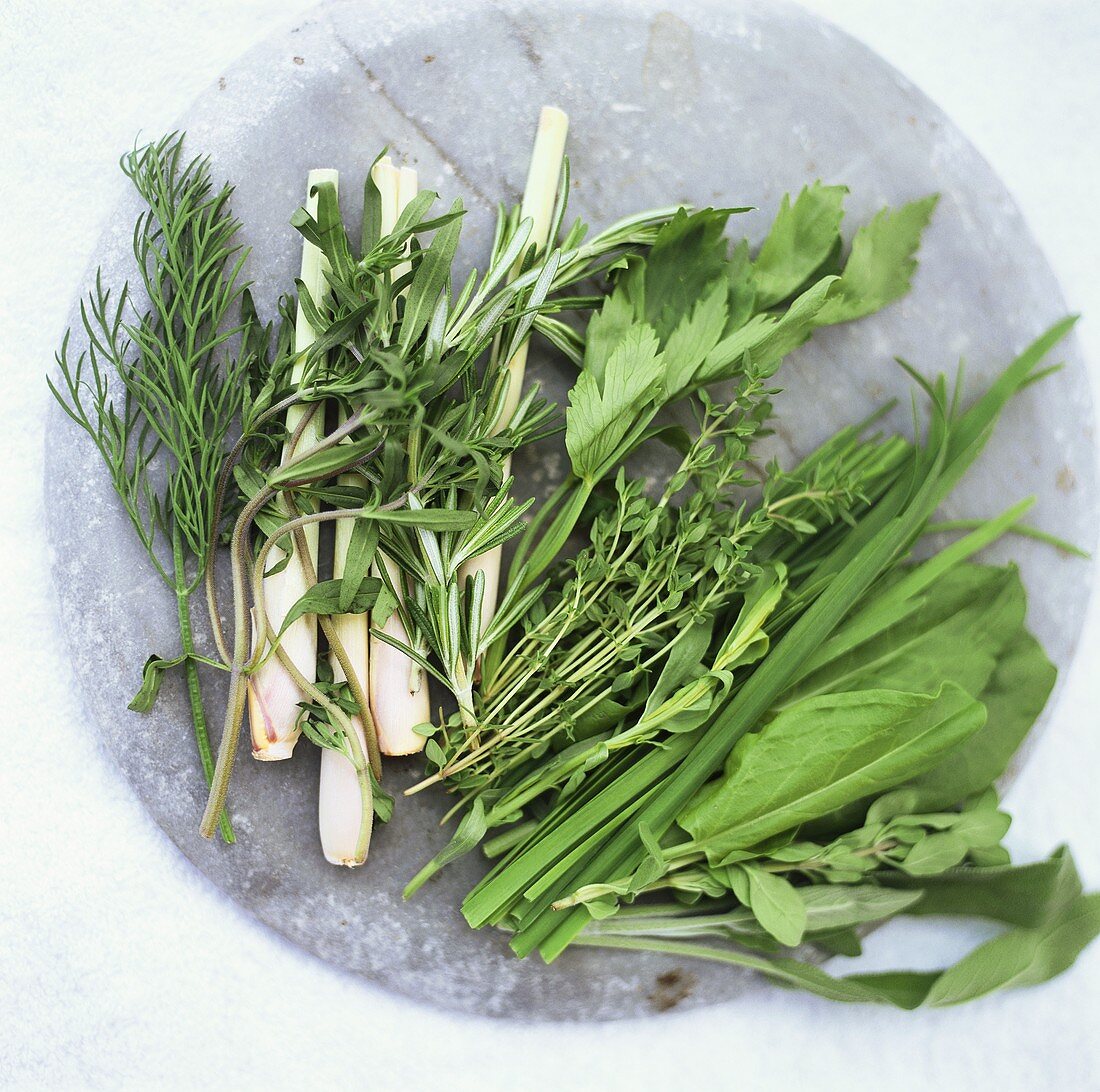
[3,1,1098,1088]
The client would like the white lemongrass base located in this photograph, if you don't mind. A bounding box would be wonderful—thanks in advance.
[318,746,372,866]
[318,495,373,864]
[370,556,430,756]
[247,555,318,760]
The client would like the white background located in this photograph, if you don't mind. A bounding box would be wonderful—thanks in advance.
[2,2,1099,1089]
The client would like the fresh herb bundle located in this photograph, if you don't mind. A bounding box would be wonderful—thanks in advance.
[416,286,1099,1003]
[196,143,680,854]
[52,117,1098,1008]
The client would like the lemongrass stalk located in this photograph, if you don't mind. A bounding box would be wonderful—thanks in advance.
[252,517,375,863]
[395,164,418,283]
[366,159,432,756]
[248,168,337,760]
[316,162,416,862]
[458,106,569,631]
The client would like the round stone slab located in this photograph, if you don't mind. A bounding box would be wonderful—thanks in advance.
[45,0,1097,1020]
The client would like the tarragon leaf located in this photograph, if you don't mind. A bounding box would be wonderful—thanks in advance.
[398,197,463,353]
[281,577,384,633]
[128,652,224,713]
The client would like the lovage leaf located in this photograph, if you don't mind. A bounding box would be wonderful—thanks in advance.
[639,207,735,341]
[752,182,847,309]
[815,194,939,325]
[565,325,665,481]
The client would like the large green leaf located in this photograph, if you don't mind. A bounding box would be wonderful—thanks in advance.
[581,284,637,386]
[680,683,986,862]
[640,208,733,340]
[787,564,1025,706]
[902,625,1055,808]
[660,283,729,396]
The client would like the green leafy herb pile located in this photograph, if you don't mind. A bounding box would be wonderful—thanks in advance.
[51,120,1098,1009]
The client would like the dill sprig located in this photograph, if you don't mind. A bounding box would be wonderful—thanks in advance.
[49,133,258,843]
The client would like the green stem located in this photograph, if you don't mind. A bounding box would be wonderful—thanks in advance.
[200,486,274,839]
[287,519,383,780]
[922,517,1088,558]
[173,528,234,844]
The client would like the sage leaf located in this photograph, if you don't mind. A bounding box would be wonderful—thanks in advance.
[895,830,971,876]
[926,894,1100,1006]
[741,864,808,946]
[681,683,986,862]
[885,846,1083,927]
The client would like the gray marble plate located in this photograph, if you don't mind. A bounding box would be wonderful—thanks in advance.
[45,0,1097,1020]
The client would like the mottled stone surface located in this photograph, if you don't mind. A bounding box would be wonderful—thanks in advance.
[44,0,1096,1020]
